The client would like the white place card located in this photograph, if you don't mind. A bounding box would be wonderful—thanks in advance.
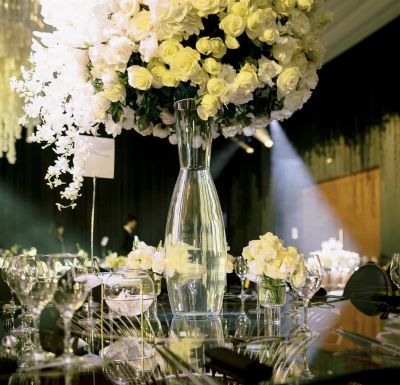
[75,135,115,179]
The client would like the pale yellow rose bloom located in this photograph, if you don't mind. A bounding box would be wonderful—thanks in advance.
[277,66,301,96]
[158,39,183,65]
[148,61,167,88]
[162,70,179,87]
[197,94,220,120]
[190,0,220,16]
[210,38,227,59]
[203,57,221,75]
[170,47,201,82]
[206,77,226,97]
[219,14,246,37]
[127,65,153,90]
[129,10,152,41]
[228,0,249,17]
[104,83,126,103]
[235,63,260,91]
[196,37,212,55]
[225,34,240,49]
[297,0,313,12]
[245,10,266,39]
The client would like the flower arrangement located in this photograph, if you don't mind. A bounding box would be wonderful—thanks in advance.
[104,252,128,269]
[12,0,331,205]
[242,231,304,283]
[126,237,166,277]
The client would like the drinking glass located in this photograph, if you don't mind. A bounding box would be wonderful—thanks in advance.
[50,254,90,365]
[12,254,58,364]
[390,253,400,289]
[234,256,250,299]
[290,254,323,334]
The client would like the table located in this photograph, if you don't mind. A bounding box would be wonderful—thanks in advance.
[1,292,399,385]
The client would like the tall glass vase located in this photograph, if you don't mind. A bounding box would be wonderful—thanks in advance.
[165,98,227,317]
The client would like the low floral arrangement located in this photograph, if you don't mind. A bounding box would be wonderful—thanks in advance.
[12,0,330,206]
[126,237,166,278]
[104,252,128,269]
[242,231,304,284]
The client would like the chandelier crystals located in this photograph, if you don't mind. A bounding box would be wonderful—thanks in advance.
[0,0,43,163]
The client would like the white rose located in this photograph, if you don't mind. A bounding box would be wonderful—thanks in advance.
[139,32,158,63]
[289,53,308,75]
[284,87,311,112]
[104,36,134,66]
[303,68,318,89]
[169,134,178,145]
[290,9,311,37]
[153,124,170,138]
[90,93,111,120]
[243,126,255,136]
[190,0,220,16]
[160,110,176,125]
[272,38,299,64]
[105,116,123,137]
[222,125,239,138]
[270,109,293,120]
[303,35,325,66]
[219,65,236,84]
[121,106,135,130]
[119,0,140,15]
[258,56,282,86]
[129,10,151,41]
[277,67,301,96]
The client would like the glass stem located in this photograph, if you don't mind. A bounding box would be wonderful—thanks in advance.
[63,317,73,355]
[32,315,40,348]
[240,278,245,296]
[303,299,309,328]
[256,282,260,310]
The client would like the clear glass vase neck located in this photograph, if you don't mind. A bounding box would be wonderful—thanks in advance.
[175,98,211,170]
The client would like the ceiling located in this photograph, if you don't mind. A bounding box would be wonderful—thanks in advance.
[322,0,400,63]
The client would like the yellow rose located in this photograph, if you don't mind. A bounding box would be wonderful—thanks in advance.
[148,61,167,88]
[129,10,151,41]
[277,67,301,96]
[206,77,226,97]
[190,67,208,86]
[196,37,212,55]
[127,65,153,90]
[228,1,249,17]
[104,83,126,103]
[297,0,313,12]
[210,38,227,59]
[170,47,201,82]
[158,39,183,65]
[203,58,221,75]
[275,0,296,15]
[246,10,266,39]
[191,0,220,16]
[259,27,279,45]
[197,94,220,120]
[235,63,260,92]
[219,14,246,37]
[225,34,240,49]
[162,70,179,87]
[258,56,282,86]
[219,64,236,83]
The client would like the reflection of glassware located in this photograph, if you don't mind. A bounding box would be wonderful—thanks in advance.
[169,316,224,372]
[51,254,90,365]
[235,298,251,338]
[12,254,57,365]
[165,98,227,317]
[1,253,21,329]
[390,253,400,289]
[290,254,323,334]
[234,256,250,299]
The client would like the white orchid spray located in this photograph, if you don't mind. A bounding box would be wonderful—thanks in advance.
[12,0,331,206]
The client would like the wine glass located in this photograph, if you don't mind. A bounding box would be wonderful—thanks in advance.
[290,254,323,335]
[11,254,58,365]
[390,253,400,289]
[234,256,250,299]
[50,253,90,366]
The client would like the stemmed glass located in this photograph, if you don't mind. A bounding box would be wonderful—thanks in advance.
[11,254,58,365]
[390,253,400,289]
[50,254,90,366]
[290,254,323,335]
[234,256,251,299]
